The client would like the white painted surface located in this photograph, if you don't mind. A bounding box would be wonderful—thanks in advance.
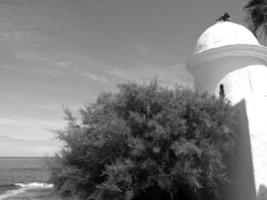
[194,22,260,55]
[186,21,267,200]
[221,65,267,191]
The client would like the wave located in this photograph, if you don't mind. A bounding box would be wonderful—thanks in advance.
[14,182,53,188]
[0,182,53,200]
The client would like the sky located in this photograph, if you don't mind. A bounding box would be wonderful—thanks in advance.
[0,0,248,156]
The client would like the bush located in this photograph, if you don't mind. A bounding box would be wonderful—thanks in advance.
[50,81,236,200]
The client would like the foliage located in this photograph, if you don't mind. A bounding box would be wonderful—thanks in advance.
[50,81,236,200]
[244,0,267,44]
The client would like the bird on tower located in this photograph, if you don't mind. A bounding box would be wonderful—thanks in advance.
[216,12,231,22]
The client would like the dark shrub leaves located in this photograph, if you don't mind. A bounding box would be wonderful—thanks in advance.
[50,81,236,200]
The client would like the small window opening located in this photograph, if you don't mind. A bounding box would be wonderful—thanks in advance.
[219,84,225,99]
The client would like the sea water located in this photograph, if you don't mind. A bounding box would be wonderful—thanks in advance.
[0,157,55,200]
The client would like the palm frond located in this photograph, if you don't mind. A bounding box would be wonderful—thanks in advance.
[244,0,267,44]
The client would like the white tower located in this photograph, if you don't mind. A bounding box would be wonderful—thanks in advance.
[186,21,267,200]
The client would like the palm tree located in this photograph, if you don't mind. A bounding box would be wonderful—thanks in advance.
[244,0,267,44]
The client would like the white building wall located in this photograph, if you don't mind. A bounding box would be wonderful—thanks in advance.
[189,54,267,200]
[220,64,267,193]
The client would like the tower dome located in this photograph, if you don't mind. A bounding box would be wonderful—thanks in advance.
[194,21,260,55]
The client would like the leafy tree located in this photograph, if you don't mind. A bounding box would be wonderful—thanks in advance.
[244,0,267,43]
[50,81,236,200]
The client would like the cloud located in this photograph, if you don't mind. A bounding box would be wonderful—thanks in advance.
[61,62,107,82]
[0,136,60,146]
[0,135,12,140]
[106,62,193,88]
[83,72,107,82]
[0,118,64,156]
[133,43,150,55]
[0,117,65,130]
[0,135,62,157]
[6,50,108,82]
[0,3,108,83]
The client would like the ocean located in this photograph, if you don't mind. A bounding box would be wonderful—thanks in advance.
[0,157,62,200]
